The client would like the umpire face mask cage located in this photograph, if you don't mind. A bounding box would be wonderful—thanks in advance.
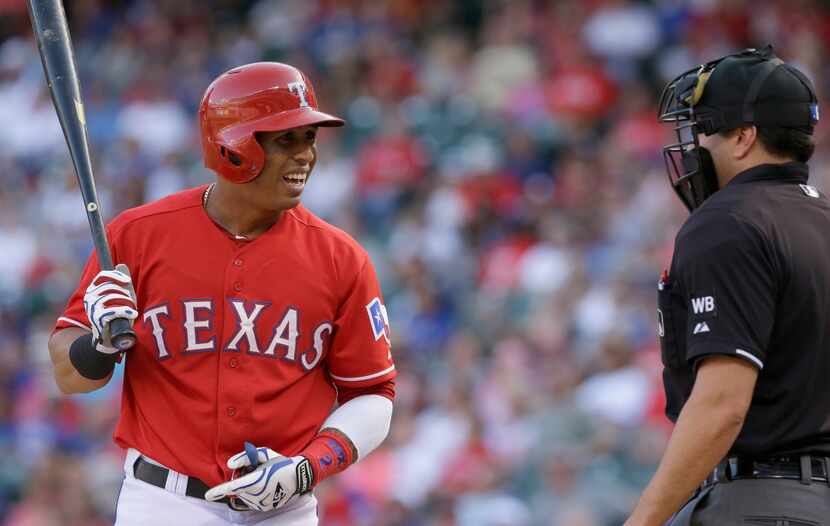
[658,60,721,212]
[658,45,819,212]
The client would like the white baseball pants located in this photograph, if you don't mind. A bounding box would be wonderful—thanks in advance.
[114,448,318,526]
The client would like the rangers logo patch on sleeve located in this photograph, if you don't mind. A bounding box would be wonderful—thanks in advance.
[366,297,391,342]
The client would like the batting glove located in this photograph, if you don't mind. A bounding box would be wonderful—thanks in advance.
[205,445,313,512]
[83,264,138,353]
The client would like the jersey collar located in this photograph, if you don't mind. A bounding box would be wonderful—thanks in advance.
[728,161,809,186]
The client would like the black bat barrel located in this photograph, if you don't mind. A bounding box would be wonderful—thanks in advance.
[28,0,136,350]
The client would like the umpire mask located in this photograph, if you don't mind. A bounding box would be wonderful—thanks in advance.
[659,59,725,212]
[658,45,819,212]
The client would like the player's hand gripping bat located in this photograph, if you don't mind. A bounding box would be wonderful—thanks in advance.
[28,0,136,350]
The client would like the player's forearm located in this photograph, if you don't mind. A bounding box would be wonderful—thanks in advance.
[322,394,393,459]
[49,327,113,394]
[625,390,745,526]
[301,394,393,487]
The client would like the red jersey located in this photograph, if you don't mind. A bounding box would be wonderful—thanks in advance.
[55,186,396,486]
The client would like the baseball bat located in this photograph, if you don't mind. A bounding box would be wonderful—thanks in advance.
[28,0,136,351]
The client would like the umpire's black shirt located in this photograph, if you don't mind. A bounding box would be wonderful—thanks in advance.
[660,161,830,457]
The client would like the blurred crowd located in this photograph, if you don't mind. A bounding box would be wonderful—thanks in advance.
[1,0,829,525]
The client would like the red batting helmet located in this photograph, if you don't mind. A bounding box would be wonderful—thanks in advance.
[199,62,345,183]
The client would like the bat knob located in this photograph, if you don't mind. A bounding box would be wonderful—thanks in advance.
[110,319,136,350]
[113,334,136,350]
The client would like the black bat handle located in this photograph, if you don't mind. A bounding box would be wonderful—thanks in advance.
[110,319,137,351]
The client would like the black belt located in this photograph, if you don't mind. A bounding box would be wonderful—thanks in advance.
[703,455,830,487]
[133,456,232,506]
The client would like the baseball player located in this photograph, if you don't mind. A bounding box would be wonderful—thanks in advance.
[47,62,396,526]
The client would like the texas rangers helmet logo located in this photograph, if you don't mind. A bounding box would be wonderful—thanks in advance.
[287,81,310,108]
[366,297,391,344]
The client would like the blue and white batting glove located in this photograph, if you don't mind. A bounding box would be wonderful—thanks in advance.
[205,445,314,512]
[83,264,138,353]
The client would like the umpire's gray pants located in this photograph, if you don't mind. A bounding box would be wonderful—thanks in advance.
[670,478,830,526]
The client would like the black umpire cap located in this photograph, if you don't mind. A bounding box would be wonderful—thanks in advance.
[660,44,819,136]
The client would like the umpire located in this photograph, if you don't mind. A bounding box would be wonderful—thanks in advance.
[625,45,829,526]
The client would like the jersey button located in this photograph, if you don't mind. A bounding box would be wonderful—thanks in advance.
[229,358,238,368]
[233,259,243,267]
[227,406,236,417]
[233,282,242,292]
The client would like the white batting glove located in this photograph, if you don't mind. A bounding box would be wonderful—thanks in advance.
[205,445,314,512]
[83,264,138,354]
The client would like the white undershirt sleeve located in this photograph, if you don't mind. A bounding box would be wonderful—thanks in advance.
[321,394,393,460]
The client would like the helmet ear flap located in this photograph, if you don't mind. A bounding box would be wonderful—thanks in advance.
[212,132,265,183]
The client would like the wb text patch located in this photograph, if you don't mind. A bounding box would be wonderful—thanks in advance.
[690,294,717,319]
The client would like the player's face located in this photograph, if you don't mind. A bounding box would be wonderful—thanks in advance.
[250,126,318,209]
